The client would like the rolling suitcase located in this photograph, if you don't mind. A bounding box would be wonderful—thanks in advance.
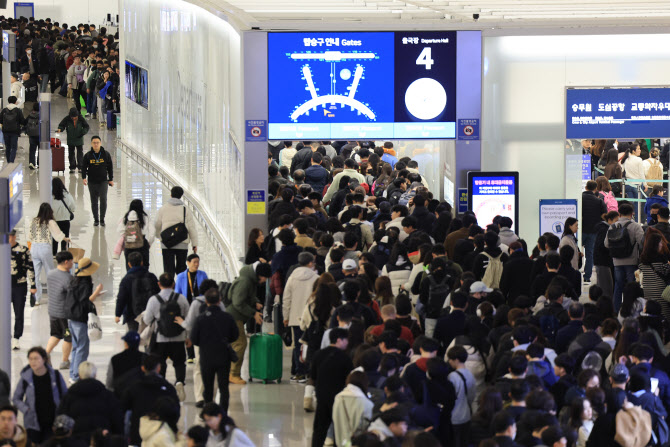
[248,333,283,384]
[107,110,116,130]
[51,137,65,174]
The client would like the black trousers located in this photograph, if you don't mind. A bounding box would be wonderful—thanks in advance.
[201,360,231,414]
[312,399,334,447]
[162,248,188,276]
[53,220,70,255]
[88,182,108,221]
[11,283,27,339]
[68,144,83,170]
[126,319,139,333]
[155,341,186,384]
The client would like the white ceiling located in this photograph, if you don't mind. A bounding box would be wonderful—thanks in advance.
[212,0,670,30]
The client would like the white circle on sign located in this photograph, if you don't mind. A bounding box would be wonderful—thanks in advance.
[464,125,474,136]
[251,127,261,137]
[340,68,351,80]
[404,78,447,120]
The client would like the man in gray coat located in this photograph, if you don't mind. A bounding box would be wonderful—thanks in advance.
[155,186,199,276]
[604,202,644,313]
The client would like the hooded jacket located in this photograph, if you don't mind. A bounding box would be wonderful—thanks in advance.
[283,266,318,327]
[56,378,123,438]
[57,111,89,146]
[115,265,159,321]
[332,384,374,446]
[0,103,26,133]
[499,227,519,247]
[139,417,185,447]
[226,265,261,322]
[13,365,67,431]
[368,417,396,441]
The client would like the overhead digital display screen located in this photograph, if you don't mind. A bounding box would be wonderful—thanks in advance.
[566,88,670,139]
[468,171,519,234]
[268,31,457,140]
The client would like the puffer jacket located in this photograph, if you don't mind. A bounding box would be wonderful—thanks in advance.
[13,365,67,431]
[283,266,318,327]
[139,417,185,447]
[332,384,374,446]
[56,378,124,438]
[226,265,260,322]
[381,261,412,295]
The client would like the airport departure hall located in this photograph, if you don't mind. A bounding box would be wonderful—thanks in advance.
[2,1,670,447]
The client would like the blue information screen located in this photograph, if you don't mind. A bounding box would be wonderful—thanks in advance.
[268,32,457,139]
[468,172,519,233]
[566,88,670,139]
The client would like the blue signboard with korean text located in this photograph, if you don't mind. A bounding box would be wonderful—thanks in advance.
[457,118,479,140]
[458,188,468,213]
[566,88,670,138]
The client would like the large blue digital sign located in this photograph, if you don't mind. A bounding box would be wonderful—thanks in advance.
[566,88,670,139]
[268,31,457,140]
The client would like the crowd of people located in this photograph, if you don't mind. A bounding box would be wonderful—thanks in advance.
[252,139,670,447]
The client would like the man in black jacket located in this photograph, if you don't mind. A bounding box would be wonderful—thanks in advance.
[81,135,113,226]
[0,96,27,163]
[433,291,468,356]
[410,195,436,234]
[190,288,239,414]
[304,152,329,195]
[652,207,670,241]
[499,241,533,304]
[21,72,39,119]
[582,181,607,283]
[121,354,178,446]
[290,141,317,174]
[105,331,145,398]
[114,252,159,332]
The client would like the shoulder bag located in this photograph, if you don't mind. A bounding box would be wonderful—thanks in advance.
[160,206,188,248]
[61,198,74,221]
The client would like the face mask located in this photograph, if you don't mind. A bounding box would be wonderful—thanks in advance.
[92,45,98,49]
[26,50,31,55]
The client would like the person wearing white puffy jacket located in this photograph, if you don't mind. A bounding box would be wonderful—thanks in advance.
[332,372,374,447]
[117,199,155,270]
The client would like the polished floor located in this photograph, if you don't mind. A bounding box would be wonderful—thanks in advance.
[3,96,312,447]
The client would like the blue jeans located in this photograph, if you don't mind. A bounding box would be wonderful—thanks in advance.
[614,265,637,313]
[582,232,597,281]
[68,320,89,381]
[3,132,19,162]
[625,185,639,221]
[30,242,53,300]
[87,90,97,115]
[40,73,49,93]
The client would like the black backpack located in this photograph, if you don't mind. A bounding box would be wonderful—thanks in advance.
[155,293,185,337]
[607,221,634,258]
[538,313,560,346]
[1,108,20,133]
[345,223,364,250]
[388,189,403,205]
[131,275,156,316]
[25,115,39,137]
[426,274,450,318]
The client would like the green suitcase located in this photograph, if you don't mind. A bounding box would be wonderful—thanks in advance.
[248,333,283,384]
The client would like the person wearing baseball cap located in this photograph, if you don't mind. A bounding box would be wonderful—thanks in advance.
[51,414,75,437]
[340,259,358,284]
[106,331,145,395]
[466,281,493,316]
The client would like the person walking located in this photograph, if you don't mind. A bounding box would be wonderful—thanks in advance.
[155,186,198,275]
[65,56,86,114]
[9,230,36,350]
[190,288,239,414]
[283,252,319,382]
[81,136,113,226]
[46,251,74,371]
[581,180,607,283]
[226,262,272,385]
[25,102,40,170]
[28,203,70,303]
[56,108,89,173]
[142,273,190,402]
[21,72,38,120]
[65,258,104,383]
[105,331,146,397]
[50,178,75,256]
[0,96,26,163]
[9,73,25,110]
[116,199,155,269]
[114,252,159,332]
[13,347,67,444]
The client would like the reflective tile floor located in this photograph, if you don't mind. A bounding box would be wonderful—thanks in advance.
[2,96,312,447]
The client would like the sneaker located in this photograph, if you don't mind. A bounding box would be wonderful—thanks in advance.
[186,358,194,364]
[59,360,70,370]
[175,382,186,402]
[100,220,106,227]
[11,339,19,350]
[69,169,75,173]
[28,163,35,170]
[229,375,247,385]
[69,378,77,385]
[195,400,205,409]
[93,221,99,227]
[303,396,314,412]
[291,375,307,383]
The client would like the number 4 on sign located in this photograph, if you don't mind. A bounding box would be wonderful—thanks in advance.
[416,47,434,70]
